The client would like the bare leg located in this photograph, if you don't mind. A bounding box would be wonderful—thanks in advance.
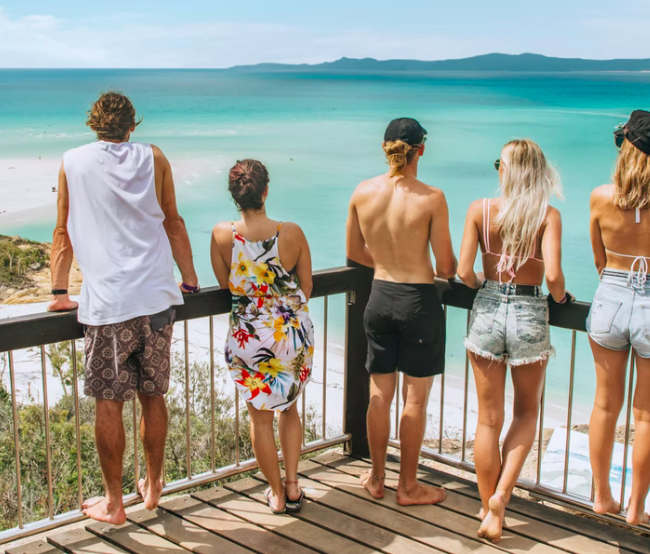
[395,374,444,505]
[627,354,650,525]
[137,393,168,510]
[360,372,397,499]
[279,401,302,501]
[479,359,546,542]
[589,338,627,515]
[83,399,127,524]
[248,403,284,512]
[469,352,506,522]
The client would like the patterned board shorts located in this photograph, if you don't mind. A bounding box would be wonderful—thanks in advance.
[84,309,175,402]
[464,280,554,367]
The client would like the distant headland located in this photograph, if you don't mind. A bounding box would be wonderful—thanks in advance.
[226,53,650,73]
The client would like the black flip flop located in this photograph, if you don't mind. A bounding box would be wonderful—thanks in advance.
[285,480,304,513]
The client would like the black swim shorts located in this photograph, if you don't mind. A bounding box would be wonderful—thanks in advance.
[364,280,445,378]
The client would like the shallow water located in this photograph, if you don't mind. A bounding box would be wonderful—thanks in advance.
[1,69,649,416]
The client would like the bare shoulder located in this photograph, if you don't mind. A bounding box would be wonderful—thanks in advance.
[352,176,382,199]
[212,221,233,245]
[545,205,562,225]
[461,198,483,223]
[150,144,170,168]
[280,221,307,241]
[591,184,614,202]
[415,180,448,209]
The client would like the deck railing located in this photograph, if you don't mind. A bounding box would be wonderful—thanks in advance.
[0,266,363,544]
[0,262,646,544]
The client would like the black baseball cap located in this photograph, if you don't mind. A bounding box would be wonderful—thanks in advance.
[384,118,427,146]
[615,110,650,155]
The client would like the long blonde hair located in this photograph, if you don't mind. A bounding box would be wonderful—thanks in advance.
[495,139,562,272]
[613,139,650,210]
[383,140,419,177]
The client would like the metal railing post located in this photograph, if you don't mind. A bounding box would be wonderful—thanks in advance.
[343,260,373,457]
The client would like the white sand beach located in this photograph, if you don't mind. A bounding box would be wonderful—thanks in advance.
[0,155,227,230]
[0,158,60,227]
[0,301,568,445]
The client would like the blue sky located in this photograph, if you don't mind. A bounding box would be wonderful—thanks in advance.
[1,1,650,68]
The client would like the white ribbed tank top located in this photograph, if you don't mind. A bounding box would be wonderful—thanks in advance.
[63,141,183,326]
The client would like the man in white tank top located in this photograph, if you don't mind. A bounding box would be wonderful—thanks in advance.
[48,92,200,524]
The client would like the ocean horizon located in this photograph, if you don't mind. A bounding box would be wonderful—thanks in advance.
[2,68,650,420]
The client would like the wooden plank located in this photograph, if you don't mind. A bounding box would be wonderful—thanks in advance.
[381,455,650,554]
[236,474,497,554]
[203,482,439,554]
[5,540,64,554]
[162,493,316,554]
[86,520,190,554]
[47,527,129,554]
[316,454,638,554]
[295,460,524,554]
[127,506,252,554]
[221,478,377,554]
[247,473,451,554]
[292,461,560,554]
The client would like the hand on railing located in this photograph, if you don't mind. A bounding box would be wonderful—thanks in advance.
[47,292,78,312]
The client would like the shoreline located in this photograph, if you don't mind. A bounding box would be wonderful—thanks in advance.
[0,154,228,231]
[1,300,590,443]
[0,158,60,226]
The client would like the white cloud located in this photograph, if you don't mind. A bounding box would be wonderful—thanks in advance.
[0,9,502,68]
[1,6,649,68]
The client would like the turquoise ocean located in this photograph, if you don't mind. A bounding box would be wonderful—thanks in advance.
[1,69,650,417]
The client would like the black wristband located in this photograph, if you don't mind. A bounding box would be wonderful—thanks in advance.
[51,289,68,296]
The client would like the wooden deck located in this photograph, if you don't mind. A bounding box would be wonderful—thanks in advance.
[6,452,650,554]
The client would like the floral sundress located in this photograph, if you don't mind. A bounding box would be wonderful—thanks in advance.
[225,223,314,411]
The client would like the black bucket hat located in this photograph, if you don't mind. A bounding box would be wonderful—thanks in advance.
[384,118,427,146]
[615,110,650,154]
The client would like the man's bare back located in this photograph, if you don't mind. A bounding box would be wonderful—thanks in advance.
[347,173,457,282]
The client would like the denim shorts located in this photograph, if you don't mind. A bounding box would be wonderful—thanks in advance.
[464,280,554,367]
[587,269,650,357]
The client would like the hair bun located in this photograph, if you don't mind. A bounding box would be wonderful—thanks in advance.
[228,160,270,212]
[383,140,417,177]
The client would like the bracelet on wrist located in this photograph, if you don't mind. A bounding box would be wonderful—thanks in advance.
[181,283,200,294]
[51,289,68,296]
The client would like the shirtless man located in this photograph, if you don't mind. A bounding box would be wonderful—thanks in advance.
[347,118,457,505]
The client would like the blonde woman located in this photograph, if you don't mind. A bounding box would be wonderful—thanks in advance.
[458,139,568,542]
[587,110,650,526]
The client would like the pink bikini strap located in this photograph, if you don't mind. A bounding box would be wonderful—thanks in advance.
[482,198,492,254]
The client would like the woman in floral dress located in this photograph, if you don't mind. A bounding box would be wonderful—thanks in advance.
[210,159,314,513]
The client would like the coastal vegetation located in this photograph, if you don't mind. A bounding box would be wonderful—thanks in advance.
[0,235,49,289]
[0,346,319,531]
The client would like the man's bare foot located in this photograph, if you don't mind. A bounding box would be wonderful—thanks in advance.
[396,482,446,506]
[478,507,486,520]
[478,490,506,543]
[82,496,126,525]
[138,478,163,511]
[626,504,650,526]
[593,494,620,515]
[360,471,385,499]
